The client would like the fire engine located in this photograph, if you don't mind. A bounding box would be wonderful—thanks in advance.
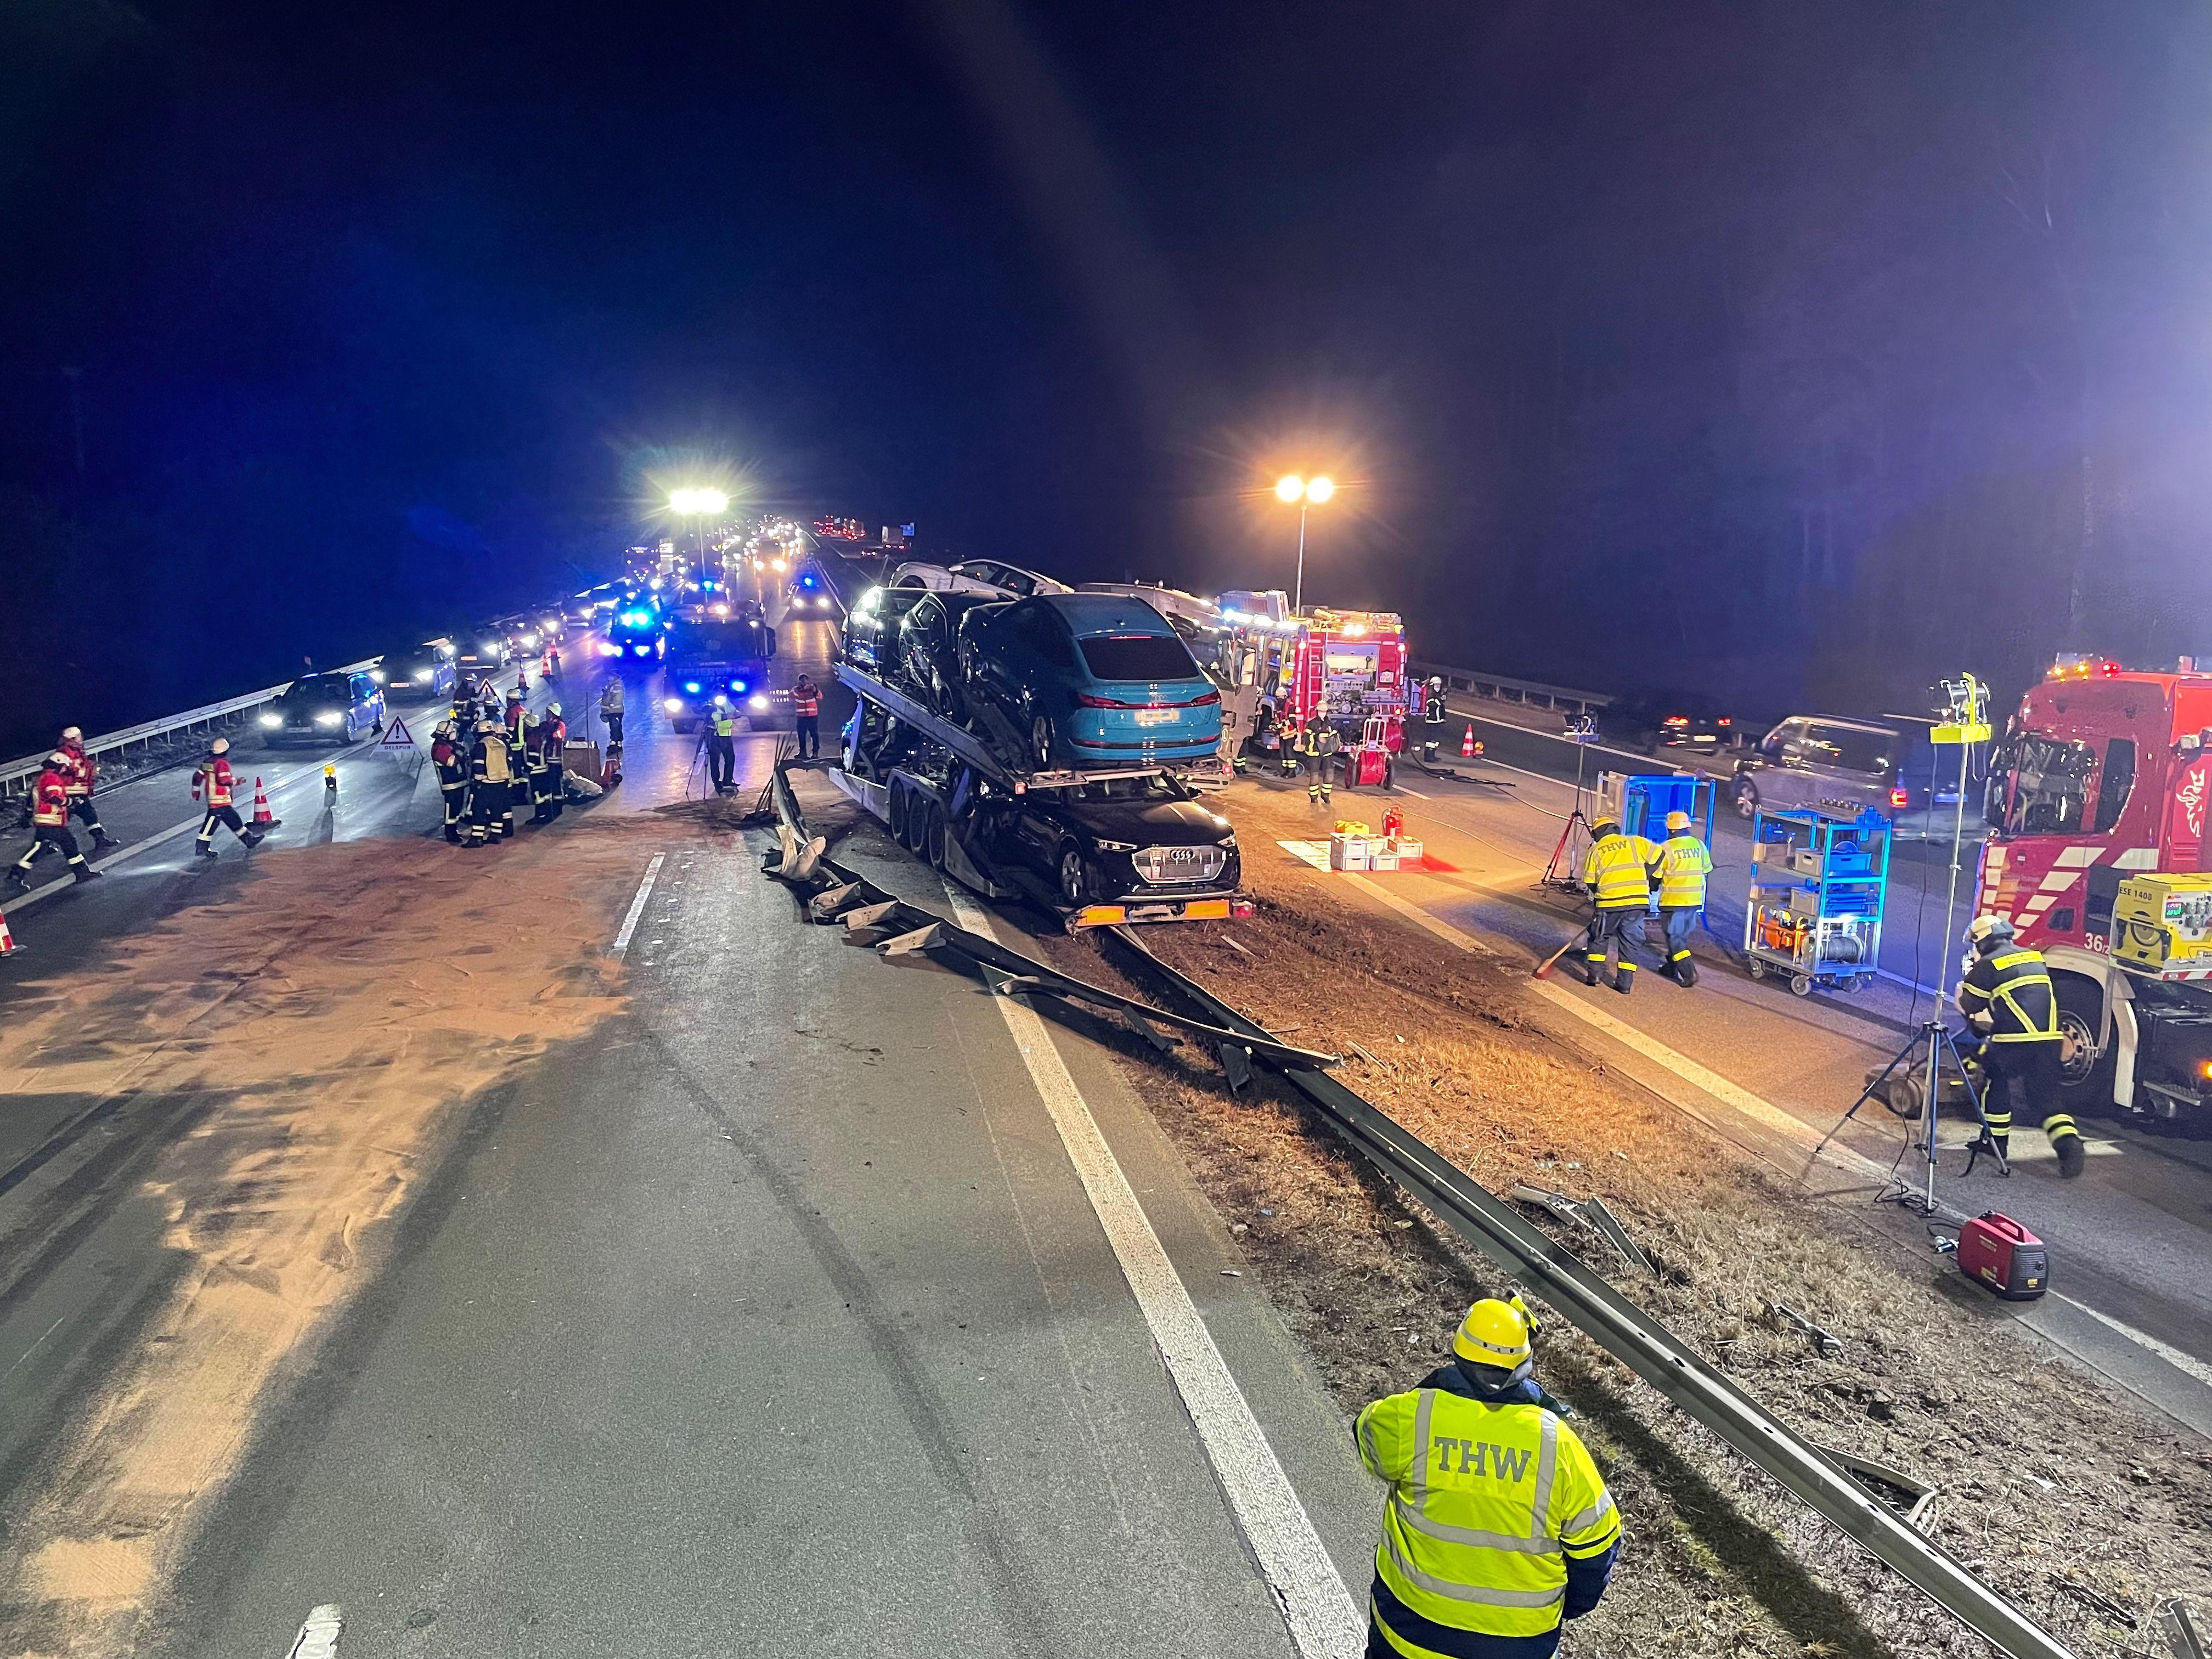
[1212,592,1413,727]
[1976,656,2212,1124]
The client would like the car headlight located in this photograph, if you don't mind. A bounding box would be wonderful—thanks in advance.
[712,694,729,706]
[258,713,282,728]
[597,641,622,657]
[1220,834,1237,849]
[748,695,769,712]
[1093,839,1138,853]
[663,697,684,714]
[369,669,386,684]
[414,668,433,681]
[315,711,344,726]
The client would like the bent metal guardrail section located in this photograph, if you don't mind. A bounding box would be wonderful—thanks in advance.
[759,758,2078,1659]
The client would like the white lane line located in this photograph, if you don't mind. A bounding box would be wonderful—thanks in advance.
[609,854,665,957]
[941,885,1364,1659]
[286,1602,342,1658]
[2051,1294,2212,1390]
[1342,872,2212,1396]
[1,1316,64,1385]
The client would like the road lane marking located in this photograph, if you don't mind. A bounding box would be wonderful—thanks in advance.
[2051,1294,2212,1390]
[941,884,1365,1659]
[1341,871,2212,1402]
[610,854,665,957]
[2,1316,64,1385]
[286,1602,342,1658]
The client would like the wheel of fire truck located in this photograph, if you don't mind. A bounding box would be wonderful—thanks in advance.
[2053,974,2119,1116]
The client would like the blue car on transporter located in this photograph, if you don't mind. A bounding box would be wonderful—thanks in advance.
[957,594,1222,770]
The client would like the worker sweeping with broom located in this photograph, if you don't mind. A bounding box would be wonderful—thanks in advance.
[1572,817,1658,994]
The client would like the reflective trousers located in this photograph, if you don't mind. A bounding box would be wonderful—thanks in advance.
[1581,906,1646,982]
[15,823,86,873]
[1978,1041,2079,1151]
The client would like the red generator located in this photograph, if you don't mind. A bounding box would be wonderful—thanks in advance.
[1957,1212,2048,1301]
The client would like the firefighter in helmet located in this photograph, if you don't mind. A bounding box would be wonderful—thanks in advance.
[1959,915,2086,1178]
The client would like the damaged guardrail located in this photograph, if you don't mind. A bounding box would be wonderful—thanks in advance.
[758,758,2077,1659]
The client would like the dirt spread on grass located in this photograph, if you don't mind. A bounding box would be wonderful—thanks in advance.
[1023,781,2212,1659]
[0,827,646,1658]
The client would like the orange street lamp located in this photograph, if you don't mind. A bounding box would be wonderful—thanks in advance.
[1274,475,1336,612]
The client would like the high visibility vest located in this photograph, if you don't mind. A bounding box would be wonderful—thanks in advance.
[1961,947,2061,1043]
[1356,1386,1620,1643]
[197,759,235,808]
[32,772,69,826]
[1654,833,1712,909]
[792,688,820,718]
[712,710,736,737]
[1583,833,1655,909]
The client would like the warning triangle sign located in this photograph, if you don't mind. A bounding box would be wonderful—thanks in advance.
[378,715,417,748]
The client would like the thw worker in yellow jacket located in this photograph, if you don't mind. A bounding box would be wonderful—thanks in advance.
[1356,1299,1621,1658]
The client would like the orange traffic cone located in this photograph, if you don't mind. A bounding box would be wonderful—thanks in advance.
[0,910,16,957]
[1460,724,1475,758]
[250,776,281,828]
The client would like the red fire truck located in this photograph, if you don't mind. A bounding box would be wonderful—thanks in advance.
[1213,594,1413,725]
[1976,657,2212,1124]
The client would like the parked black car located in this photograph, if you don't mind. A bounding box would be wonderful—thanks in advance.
[1596,690,1735,754]
[258,671,386,746]
[980,772,1240,907]
[895,591,1003,718]
[373,641,458,701]
[842,586,931,678]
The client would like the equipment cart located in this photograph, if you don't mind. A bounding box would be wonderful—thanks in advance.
[1743,806,1890,996]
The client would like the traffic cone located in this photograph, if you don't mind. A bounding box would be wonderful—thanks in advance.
[250,777,281,828]
[1460,724,1475,758]
[0,910,17,957]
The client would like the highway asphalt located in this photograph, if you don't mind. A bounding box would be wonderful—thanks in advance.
[0,582,1382,1656]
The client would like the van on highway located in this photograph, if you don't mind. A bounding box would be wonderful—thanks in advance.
[1730,714,1973,839]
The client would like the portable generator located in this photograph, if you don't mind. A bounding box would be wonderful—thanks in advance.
[1956,1212,2048,1301]
[2112,872,2212,975]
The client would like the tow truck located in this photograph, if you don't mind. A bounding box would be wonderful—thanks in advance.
[1976,655,2212,1123]
[830,662,1247,929]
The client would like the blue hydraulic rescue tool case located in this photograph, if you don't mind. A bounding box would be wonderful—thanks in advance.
[1743,806,1891,996]
[1594,771,1718,917]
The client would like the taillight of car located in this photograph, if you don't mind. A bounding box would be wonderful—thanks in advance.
[1889,788,1910,809]
[1718,716,1731,726]
[1078,693,1141,709]
[1664,715,1688,727]
[1191,690,1221,706]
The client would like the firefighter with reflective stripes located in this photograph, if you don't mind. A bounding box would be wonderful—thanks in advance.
[192,738,263,857]
[7,753,103,892]
[1356,1297,1620,1659]
[538,703,567,821]
[57,727,120,850]
[431,721,470,843]
[522,703,552,820]
[1959,915,2086,1178]
[1651,810,1712,987]
[791,673,822,760]
[1576,819,1657,995]
[468,719,513,845]
[1300,719,1342,805]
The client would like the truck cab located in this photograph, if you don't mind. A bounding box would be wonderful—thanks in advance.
[1977,663,2212,1122]
[663,614,776,732]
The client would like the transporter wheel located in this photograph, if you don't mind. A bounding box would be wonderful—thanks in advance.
[923,802,949,871]
[1031,716,1056,770]
[2053,975,2120,1116]
[888,779,912,848]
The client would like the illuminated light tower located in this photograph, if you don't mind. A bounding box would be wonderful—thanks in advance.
[669,488,729,576]
[1274,474,1335,613]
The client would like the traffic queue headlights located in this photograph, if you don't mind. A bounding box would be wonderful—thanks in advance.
[314,712,344,727]
[259,713,282,728]
[597,641,622,657]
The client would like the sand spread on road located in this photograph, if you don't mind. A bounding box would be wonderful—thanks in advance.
[0,829,641,1658]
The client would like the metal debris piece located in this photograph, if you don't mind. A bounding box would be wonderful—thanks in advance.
[1219,1041,1254,1092]
[2157,1596,2205,1659]
[1220,935,1256,959]
[1769,1301,1844,1358]
[1120,1007,1182,1053]
[808,882,862,921]
[878,922,944,958]
[841,900,902,933]
[1814,1442,1939,1532]
[1347,1040,1381,1065]
[1511,1184,1653,1273]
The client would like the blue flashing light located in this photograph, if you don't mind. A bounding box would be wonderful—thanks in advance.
[631,645,650,657]
[683,680,702,693]
[731,679,748,694]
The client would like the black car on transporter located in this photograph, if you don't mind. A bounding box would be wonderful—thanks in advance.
[979,771,1240,910]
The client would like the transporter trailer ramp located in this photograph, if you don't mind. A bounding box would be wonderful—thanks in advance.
[830,663,1251,929]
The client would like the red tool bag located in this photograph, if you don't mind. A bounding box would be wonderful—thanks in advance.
[1957,1212,2047,1301]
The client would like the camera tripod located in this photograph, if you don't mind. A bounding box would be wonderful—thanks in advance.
[1810,1018,2006,1215]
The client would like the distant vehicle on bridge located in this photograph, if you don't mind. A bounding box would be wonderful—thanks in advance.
[371,641,458,701]
[259,672,386,747]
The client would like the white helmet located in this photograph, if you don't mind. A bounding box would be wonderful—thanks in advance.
[60,726,82,742]
[1967,913,2013,948]
[211,738,230,755]
[548,702,561,716]
[46,751,68,768]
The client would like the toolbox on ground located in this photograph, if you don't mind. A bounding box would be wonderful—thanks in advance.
[1957,1211,2048,1301]
[563,740,602,780]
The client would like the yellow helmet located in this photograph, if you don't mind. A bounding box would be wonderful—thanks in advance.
[1666,810,1690,832]
[1452,1297,1533,1381]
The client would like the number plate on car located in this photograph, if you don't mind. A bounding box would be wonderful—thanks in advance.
[1135,708,1175,726]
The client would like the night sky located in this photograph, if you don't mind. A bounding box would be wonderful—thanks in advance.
[6,1,2211,754]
